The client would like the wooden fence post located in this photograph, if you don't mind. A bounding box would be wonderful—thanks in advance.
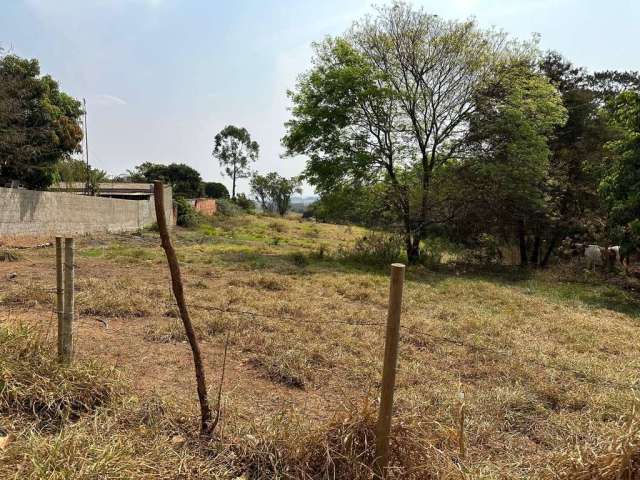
[56,237,65,361]
[153,181,215,436]
[375,262,405,478]
[60,237,74,364]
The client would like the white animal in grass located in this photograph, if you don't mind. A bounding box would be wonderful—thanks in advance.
[584,245,604,270]
[584,245,622,270]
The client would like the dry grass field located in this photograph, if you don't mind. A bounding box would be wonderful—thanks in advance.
[1,213,640,479]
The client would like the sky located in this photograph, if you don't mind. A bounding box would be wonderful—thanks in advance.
[1,0,639,195]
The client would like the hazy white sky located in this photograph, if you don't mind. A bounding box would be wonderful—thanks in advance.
[2,0,639,194]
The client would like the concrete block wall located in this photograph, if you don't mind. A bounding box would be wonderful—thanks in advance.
[0,185,174,238]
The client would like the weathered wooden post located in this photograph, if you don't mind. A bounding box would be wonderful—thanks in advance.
[56,237,64,360]
[60,237,74,364]
[153,181,215,436]
[375,263,405,478]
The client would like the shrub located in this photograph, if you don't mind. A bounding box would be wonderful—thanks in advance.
[343,231,403,266]
[234,193,256,213]
[216,198,242,216]
[290,252,309,268]
[460,233,504,265]
[174,197,200,228]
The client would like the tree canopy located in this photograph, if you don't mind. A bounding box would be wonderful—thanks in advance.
[283,2,536,262]
[128,162,202,198]
[203,181,229,199]
[600,91,640,256]
[0,53,84,189]
[250,172,302,216]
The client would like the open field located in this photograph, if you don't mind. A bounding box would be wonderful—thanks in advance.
[1,213,640,479]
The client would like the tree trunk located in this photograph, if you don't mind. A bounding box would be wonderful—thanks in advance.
[406,240,420,265]
[530,236,541,267]
[518,221,528,267]
[232,168,237,200]
[540,234,559,268]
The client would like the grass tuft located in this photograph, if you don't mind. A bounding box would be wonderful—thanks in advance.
[0,324,121,429]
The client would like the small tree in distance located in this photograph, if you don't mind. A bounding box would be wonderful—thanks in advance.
[250,172,302,216]
[212,125,259,199]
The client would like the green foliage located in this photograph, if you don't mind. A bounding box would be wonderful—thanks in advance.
[128,162,202,198]
[216,198,243,216]
[342,232,404,266]
[309,183,395,227]
[212,125,259,199]
[52,158,108,194]
[233,193,256,213]
[0,53,84,189]
[600,91,640,254]
[250,172,302,215]
[283,4,522,263]
[202,181,229,199]
[451,58,567,265]
[174,197,200,228]
[290,252,309,268]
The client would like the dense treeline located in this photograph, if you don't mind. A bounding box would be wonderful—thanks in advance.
[284,2,640,266]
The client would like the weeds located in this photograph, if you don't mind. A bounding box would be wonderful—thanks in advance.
[0,324,121,429]
[341,231,403,266]
[0,249,20,262]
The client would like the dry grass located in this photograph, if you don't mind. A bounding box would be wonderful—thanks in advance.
[1,213,640,478]
[0,249,20,262]
[76,277,165,318]
[549,405,640,479]
[0,324,121,430]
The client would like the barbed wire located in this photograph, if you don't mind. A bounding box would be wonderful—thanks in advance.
[3,281,638,392]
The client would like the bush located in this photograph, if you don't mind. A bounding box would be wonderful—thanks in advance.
[216,198,242,216]
[174,198,200,227]
[234,193,256,213]
[460,233,503,265]
[343,231,403,266]
[290,252,309,268]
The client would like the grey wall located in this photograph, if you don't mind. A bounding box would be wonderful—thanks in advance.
[0,186,173,238]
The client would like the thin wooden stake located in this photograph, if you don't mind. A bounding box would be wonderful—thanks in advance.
[56,237,64,360]
[61,238,74,364]
[153,181,214,435]
[375,263,405,478]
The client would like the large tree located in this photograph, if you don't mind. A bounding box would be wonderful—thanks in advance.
[128,162,202,198]
[457,59,567,265]
[600,91,640,261]
[529,53,640,266]
[0,53,84,189]
[212,125,258,199]
[283,2,516,263]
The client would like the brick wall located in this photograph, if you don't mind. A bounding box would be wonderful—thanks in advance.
[191,198,217,216]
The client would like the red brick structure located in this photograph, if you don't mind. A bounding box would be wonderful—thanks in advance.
[189,198,217,216]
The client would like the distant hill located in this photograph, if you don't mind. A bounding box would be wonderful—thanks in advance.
[289,195,318,212]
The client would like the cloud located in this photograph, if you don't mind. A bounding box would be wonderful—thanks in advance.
[93,94,127,106]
